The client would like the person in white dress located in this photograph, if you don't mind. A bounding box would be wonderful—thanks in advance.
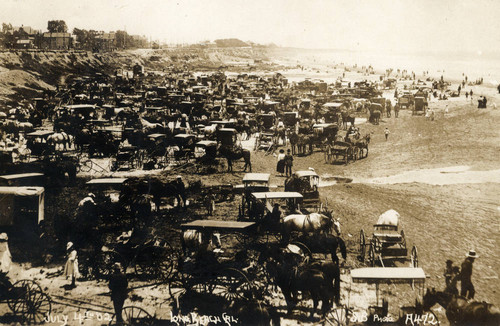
[63,242,80,288]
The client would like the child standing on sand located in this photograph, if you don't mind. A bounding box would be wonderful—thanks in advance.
[384,128,390,141]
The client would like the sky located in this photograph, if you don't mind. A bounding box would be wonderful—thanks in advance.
[1,0,499,54]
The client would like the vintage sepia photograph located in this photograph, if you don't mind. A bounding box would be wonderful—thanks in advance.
[0,0,499,325]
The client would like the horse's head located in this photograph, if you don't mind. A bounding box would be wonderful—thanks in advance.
[422,288,438,311]
[320,210,341,236]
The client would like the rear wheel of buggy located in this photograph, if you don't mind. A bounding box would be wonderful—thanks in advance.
[359,229,366,262]
[23,292,52,324]
[7,280,51,324]
[109,306,155,325]
[134,239,177,280]
[217,268,253,301]
[410,246,418,267]
[78,159,93,173]
[325,305,349,326]
[95,250,123,280]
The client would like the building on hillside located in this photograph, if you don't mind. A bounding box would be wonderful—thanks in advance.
[14,39,34,49]
[95,32,116,52]
[42,32,72,50]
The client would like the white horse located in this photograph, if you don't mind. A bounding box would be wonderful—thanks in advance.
[140,117,163,132]
[283,212,341,235]
[181,230,222,255]
[47,132,73,151]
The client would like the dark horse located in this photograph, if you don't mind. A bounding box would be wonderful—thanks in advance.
[423,288,500,326]
[295,234,347,265]
[120,177,184,212]
[259,244,340,319]
[219,145,251,172]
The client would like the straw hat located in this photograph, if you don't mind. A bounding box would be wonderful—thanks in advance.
[466,250,479,258]
[0,233,8,241]
[66,242,74,250]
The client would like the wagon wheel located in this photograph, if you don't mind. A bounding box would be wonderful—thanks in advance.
[78,159,93,173]
[109,306,155,325]
[7,280,51,324]
[23,292,52,325]
[134,239,177,280]
[217,268,253,301]
[368,245,376,267]
[359,229,366,262]
[325,305,349,326]
[400,230,406,249]
[410,246,418,267]
[95,250,123,279]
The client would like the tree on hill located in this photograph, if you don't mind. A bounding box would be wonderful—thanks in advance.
[214,38,249,47]
[47,20,68,33]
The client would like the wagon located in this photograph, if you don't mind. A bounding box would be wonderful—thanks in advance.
[327,141,357,164]
[169,220,259,300]
[144,133,168,167]
[238,173,270,217]
[172,134,197,163]
[92,231,176,281]
[0,277,52,324]
[284,170,320,209]
[413,97,428,116]
[25,130,54,159]
[255,132,274,151]
[359,210,418,267]
[110,146,144,171]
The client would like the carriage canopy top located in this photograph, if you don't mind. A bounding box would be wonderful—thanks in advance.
[351,267,426,285]
[252,192,303,200]
[294,170,319,178]
[243,173,270,183]
[86,178,128,185]
[376,209,400,227]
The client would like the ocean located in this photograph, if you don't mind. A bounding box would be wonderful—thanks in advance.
[276,48,500,86]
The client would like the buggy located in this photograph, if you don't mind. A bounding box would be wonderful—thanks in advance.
[413,97,428,115]
[110,145,144,171]
[284,170,320,209]
[359,210,418,267]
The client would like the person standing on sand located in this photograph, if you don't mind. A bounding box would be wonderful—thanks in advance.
[459,250,478,299]
[465,91,469,99]
[276,149,285,176]
[109,263,128,324]
[284,149,294,177]
[63,242,79,289]
[384,128,390,141]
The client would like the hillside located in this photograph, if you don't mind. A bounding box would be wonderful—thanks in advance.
[0,47,274,105]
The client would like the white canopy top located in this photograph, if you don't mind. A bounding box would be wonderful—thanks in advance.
[376,209,400,226]
[351,267,426,284]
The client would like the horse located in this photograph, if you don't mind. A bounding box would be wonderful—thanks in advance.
[120,177,185,212]
[47,132,73,151]
[259,244,337,319]
[297,135,313,155]
[218,145,251,172]
[295,234,347,265]
[352,133,371,158]
[289,132,299,155]
[283,212,341,236]
[181,229,222,256]
[422,288,500,326]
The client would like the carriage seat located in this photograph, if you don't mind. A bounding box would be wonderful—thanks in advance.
[373,225,402,243]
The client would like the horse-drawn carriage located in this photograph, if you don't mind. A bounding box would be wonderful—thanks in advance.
[172,134,197,163]
[326,140,357,165]
[255,132,274,152]
[110,145,144,171]
[284,170,320,209]
[359,210,418,267]
[24,130,54,160]
[413,97,428,116]
[238,173,271,213]
[169,220,260,301]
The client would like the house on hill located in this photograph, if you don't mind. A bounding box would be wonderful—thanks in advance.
[42,32,72,50]
[96,32,116,52]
